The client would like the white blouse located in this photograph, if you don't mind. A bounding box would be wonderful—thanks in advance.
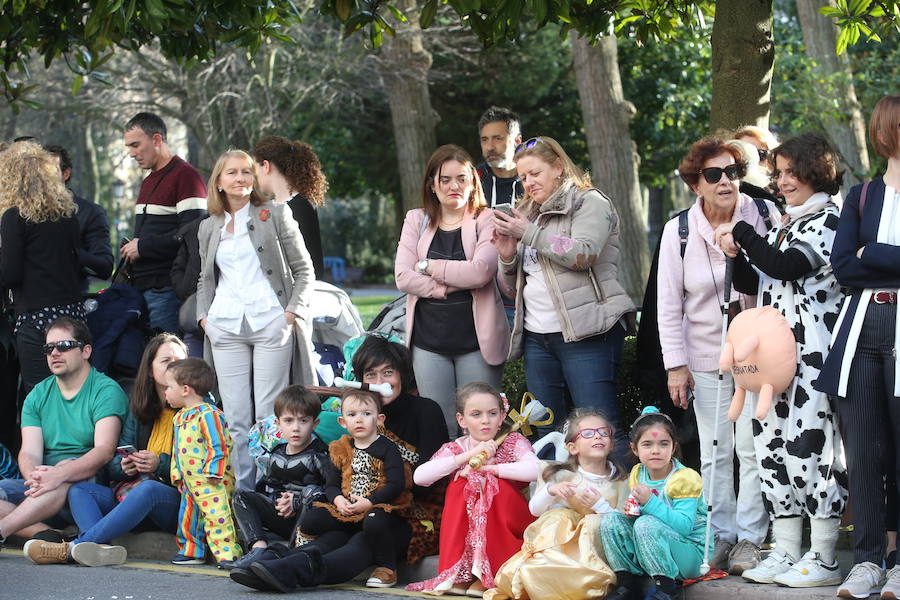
[207,203,283,334]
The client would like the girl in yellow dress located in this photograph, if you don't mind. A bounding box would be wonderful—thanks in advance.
[486,408,629,600]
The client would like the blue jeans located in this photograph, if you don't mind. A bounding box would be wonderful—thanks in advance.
[523,327,630,463]
[68,480,180,544]
[143,286,181,333]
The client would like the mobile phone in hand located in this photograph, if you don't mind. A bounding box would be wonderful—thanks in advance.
[494,203,513,216]
[116,445,137,457]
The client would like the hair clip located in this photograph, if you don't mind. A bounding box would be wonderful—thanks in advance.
[562,420,570,439]
[631,405,674,428]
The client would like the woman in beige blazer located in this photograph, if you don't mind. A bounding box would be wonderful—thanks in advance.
[196,149,316,490]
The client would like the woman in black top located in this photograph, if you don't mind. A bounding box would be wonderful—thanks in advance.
[0,141,82,396]
[252,136,327,280]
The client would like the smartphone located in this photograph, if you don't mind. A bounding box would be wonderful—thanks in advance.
[116,445,137,457]
[494,203,513,216]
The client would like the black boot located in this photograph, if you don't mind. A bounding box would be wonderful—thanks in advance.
[299,545,326,587]
[249,555,303,593]
[607,571,641,600]
[645,576,683,600]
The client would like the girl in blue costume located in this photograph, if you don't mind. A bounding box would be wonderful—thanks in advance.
[600,407,706,600]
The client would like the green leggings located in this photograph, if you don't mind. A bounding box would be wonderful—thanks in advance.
[600,513,703,580]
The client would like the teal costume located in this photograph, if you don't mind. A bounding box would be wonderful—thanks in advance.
[599,459,706,580]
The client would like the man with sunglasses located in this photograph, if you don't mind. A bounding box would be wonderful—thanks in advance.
[0,317,127,553]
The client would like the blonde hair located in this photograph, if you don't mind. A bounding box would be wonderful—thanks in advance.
[206,149,265,215]
[733,125,778,151]
[727,138,770,188]
[513,136,591,210]
[0,141,76,222]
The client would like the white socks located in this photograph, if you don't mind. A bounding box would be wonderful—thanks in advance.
[810,517,840,564]
[773,516,803,561]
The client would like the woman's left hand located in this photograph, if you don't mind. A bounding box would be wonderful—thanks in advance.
[284,312,297,326]
[492,207,529,240]
[133,450,160,474]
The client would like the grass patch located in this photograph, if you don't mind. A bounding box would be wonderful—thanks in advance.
[350,295,398,329]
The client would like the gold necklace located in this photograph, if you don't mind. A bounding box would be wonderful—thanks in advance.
[441,214,464,227]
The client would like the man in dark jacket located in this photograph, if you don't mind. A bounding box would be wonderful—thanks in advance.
[45,145,114,295]
[122,113,206,332]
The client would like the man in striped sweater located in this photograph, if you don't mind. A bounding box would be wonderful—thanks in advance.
[123,112,207,333]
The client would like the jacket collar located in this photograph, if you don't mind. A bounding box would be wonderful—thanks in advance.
[535,179,577,216]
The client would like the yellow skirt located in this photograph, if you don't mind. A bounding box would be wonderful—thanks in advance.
[485,508,616,600]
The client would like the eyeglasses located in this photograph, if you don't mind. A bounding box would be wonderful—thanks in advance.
[573,426,612,441]
[698,163,744,184]
[42,340,84,355]
[515,137,548,154]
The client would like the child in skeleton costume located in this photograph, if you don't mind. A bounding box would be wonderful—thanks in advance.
[716,133,847,587]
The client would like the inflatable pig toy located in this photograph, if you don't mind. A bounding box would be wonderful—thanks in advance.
[721,306,797,421]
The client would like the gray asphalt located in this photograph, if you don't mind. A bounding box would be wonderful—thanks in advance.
[0,550,422,600]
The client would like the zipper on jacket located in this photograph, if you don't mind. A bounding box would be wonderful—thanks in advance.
[542,257,575,340]
[588,268,604,302]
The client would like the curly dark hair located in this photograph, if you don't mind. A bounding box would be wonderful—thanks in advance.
[253,135,328,206]
[351,335,416,394]
[678,136,747,189]
[771,133,844,196]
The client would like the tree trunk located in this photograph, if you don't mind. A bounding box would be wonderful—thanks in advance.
[569,32,649,305]
[378,0,437,216]
[795,0,870,189]
[710,0,774,132]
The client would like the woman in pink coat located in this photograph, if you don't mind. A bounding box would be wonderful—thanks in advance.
[395,145,510,436]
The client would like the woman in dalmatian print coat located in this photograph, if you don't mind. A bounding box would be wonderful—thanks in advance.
[716,133,848,588]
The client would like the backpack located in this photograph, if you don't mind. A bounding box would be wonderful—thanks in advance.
[85,282,151,379]
[676,196,774,258]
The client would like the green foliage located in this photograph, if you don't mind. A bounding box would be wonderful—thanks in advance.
[350,295,398,327]
[618,25,712,186]
[318,196,398,283]
[819,0,899,54]
[0,0,300,106]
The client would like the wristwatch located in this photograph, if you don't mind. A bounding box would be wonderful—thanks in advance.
[416,259,429,274]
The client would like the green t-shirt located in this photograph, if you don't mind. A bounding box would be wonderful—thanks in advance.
[21,367,129,466]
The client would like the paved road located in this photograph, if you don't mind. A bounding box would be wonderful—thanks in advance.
[0,549,425,600]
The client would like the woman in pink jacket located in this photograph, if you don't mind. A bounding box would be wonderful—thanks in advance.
[395,145,510,436]
[657,136,775,575]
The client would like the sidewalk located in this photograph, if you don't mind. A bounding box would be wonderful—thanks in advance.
[9,531,860,598]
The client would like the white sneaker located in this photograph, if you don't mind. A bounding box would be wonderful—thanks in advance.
[836,562,885,599]
[773,551,842,587]
[743,549,795,583]
[882,565,900,600]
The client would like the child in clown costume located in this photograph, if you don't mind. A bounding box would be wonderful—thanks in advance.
[166,358,242,567]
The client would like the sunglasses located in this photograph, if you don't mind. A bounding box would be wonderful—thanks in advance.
[698,163,744,184]
[515,137,548,154]
[573,426,612,441]
[757,148,769,162]
[42,340,84,355]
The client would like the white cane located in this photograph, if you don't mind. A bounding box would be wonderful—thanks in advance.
[699,256,734,575]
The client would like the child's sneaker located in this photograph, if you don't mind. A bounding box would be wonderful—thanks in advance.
[170,553,205,565]
[366,567,397,588]
[773,551,841,587]
[882,565,900,600]
[742,549,794,583]
[645,577,683,600]
[836,562,885,599]
[71,542,127,567]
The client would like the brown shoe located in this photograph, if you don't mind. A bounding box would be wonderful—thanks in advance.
[366,567,397,588]
[24,539,70,564]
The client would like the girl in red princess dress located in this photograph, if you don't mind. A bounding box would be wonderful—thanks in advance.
[407,382,540,596]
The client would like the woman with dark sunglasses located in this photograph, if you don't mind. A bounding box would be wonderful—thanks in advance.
[656,136,776,575]
[814,94,900,600]
[716,133,847,588]
[491,136,635,465]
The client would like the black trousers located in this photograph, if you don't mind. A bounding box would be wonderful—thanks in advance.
[840,303,900,566]
[232,490,296,548]
[15,320,51,400]
[297,505,411,580]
